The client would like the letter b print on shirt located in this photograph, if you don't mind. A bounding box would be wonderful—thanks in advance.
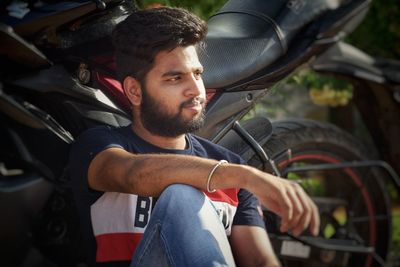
[135,196,152,228]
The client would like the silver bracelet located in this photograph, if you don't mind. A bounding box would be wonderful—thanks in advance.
[206,160,228,193]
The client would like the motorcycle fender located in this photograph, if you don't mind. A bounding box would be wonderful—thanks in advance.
[216,116,273,163]
[311,41,386,84]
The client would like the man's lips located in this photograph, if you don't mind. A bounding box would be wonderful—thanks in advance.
[184,101,202,109]
[181,98,205,111]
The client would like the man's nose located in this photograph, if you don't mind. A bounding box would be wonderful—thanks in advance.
[185,74,204,97]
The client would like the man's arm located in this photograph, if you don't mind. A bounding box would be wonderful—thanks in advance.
[88,147,319,236]
[88,147,226,196]
[230,225,280,267]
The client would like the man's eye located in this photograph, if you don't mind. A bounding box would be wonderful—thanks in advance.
[194,71,203,79]
[167,76,180,82]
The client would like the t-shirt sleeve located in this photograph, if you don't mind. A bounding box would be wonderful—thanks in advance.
[69,126,124,195]
[232,188,265,228]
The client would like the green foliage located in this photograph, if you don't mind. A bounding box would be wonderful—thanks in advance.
[387,181,400,201]
[323,223,336,239]
[393,211,400,256]
[347,0,400,59]
[287,171,326,196]
[136,0,226,19]
[288,71,353,92]
[288,70,353,107]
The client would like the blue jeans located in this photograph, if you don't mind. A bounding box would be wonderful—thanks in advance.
[130,184,236,267]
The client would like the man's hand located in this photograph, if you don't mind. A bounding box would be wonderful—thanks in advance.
[242,166,320,237]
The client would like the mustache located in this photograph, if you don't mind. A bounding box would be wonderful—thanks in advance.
[180,97,206,109]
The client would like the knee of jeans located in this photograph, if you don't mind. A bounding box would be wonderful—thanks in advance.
[159,184,204,206]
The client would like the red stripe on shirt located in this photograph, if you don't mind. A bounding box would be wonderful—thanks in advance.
[205,188,239,206]
[96,232,142,262]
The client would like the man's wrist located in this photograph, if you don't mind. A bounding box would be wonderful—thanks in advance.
[238,164,260,191]
[221,163,254,190]
[209,162,263,192]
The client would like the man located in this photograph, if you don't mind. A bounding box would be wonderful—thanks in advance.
[69,6,319,267]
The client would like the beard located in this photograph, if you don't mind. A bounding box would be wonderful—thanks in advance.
[140,87,205,138]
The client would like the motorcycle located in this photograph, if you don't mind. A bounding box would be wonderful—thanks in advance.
[1,0,399,266]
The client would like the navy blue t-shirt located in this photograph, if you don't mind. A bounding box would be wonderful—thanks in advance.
[69,125,265,267]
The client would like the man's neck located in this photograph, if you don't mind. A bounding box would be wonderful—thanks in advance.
[130,123,187,150]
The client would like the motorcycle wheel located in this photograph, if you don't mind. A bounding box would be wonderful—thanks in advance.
[247,119,391,267]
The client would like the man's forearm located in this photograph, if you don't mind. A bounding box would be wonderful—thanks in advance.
[124,153,239,196]
[88,147,249,196]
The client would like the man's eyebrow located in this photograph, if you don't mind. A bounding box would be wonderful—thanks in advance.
[161,67,204,78]
[162,71,183,77]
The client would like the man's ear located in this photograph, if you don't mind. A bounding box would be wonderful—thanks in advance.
[123,76,142,106]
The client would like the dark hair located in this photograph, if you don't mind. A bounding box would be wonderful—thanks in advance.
[112,6,207,84]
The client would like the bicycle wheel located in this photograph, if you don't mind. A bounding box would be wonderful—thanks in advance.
[247,119,391,267]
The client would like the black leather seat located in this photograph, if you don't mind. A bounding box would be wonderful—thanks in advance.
[199,0,341,89]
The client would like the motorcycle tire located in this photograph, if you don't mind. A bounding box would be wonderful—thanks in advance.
[247,119,391,267]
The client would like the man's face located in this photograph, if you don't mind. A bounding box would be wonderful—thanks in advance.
[139,45,206,137]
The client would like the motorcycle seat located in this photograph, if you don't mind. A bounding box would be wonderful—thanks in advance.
[199,0,343,89]
[199,9,285,89]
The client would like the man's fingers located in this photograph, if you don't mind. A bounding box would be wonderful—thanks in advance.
[309,199,320,236]
[284,183,304,233]
[276,186,293,233]
[294,202,313,235]
[256,175,320,236]
[283,181,320,237]
[295,183,320,236]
